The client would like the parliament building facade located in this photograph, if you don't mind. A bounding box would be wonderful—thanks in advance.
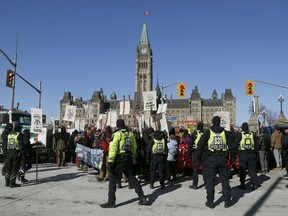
[59,22,236,129]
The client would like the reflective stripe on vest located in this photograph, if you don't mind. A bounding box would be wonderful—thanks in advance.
[152,138,165,154]
[118,131,133,154]
[239,132,254,150]
[7,133,20,150]
[207,130,227,152]
[193,130,203,149]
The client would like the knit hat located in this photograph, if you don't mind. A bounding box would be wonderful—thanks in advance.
[169,134,176,140]
[146,127,155,137]
[197,122,203,130]
[94,130,102,138]
[116,119,125,128]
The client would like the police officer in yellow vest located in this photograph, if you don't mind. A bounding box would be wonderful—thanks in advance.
[5,123,24,188]
[146,130,167,189]
[188,122,205,190]
[100,119,148,208]
[234,122,260,190]
[196,116,232,209]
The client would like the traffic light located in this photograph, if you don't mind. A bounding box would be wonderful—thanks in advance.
[177,82,186,97]
[6,69,15,88]
[246,80,254,95]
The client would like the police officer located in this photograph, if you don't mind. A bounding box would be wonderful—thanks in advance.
[100,119,148,208]
[234,122,260,190]
[196,116,232,208]
[188,122,205,189]
[5,122,24,188]
[146,130,167,189]
[1,123,13,176]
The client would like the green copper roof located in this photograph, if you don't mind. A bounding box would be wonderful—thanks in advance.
[139,21,149,45]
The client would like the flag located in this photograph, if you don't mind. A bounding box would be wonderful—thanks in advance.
[144,11,151,15]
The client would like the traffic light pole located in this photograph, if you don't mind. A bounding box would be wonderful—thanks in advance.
[1,34,42,109]
[253,80,288,89]
[161,82,178,104]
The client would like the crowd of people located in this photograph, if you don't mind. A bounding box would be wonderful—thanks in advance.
[2,116,288,208]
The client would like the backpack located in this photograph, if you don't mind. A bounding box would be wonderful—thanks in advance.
[121,132,132,153]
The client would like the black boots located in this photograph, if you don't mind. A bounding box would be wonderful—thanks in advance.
[238,184,246,190]
[189,185,197,190]
[21,176,28,183]
[138,196,148,205]
[224,200,232,208]
[5,177,10,187]
[18,171,28,183]
[205,201,215,209]
[10,178,21,188]
[100,202,116,208]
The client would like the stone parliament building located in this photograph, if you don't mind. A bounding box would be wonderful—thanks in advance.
[59,22,236,130]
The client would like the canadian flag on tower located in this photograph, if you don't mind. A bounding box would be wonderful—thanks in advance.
[144,11,151,15]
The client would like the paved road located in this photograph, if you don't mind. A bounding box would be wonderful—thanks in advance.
[0,162,287,216]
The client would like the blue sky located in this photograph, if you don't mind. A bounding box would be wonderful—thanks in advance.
[1,0,288,126]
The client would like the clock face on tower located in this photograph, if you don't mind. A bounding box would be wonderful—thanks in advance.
[140,48,147,54]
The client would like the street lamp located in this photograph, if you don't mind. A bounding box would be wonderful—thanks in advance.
[261,109,267,126]
[278,95,285,113]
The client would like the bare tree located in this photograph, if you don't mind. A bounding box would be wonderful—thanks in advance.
[249,103,277,126]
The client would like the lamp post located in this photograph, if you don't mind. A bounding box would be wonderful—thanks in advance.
[261,109,267,126]
[189,98,192,115]
[278,95,284,113]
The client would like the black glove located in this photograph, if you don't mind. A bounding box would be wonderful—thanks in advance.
[108,162,115,175]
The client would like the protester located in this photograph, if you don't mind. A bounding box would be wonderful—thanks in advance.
[17,129,32,182]
[54,126,69,167]
[166,134,178,182]
[258,127,271,174]
[271,127,283,170]
[281,128,288,177]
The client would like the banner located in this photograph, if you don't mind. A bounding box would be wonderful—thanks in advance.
[106,110,117,128]
[31,108,43,134]
[119,101,130,115]
[63,105,77,122]
[214,111,230,131]
[157,103,167,114]
[143,91,157,111]
[75,144,103,170]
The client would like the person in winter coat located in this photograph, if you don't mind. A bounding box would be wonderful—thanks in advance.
[97,130,111,181]
[271,127,283,170]
[166,134,179,181]
[258,127,271,174]
[54,126,69,167]
[18,129,32,182]
[281,128,288,177]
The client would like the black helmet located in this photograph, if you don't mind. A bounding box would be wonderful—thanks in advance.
[5,123,13,132]
[13,122,22,132]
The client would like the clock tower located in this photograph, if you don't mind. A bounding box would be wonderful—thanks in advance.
[135,21,153,93]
